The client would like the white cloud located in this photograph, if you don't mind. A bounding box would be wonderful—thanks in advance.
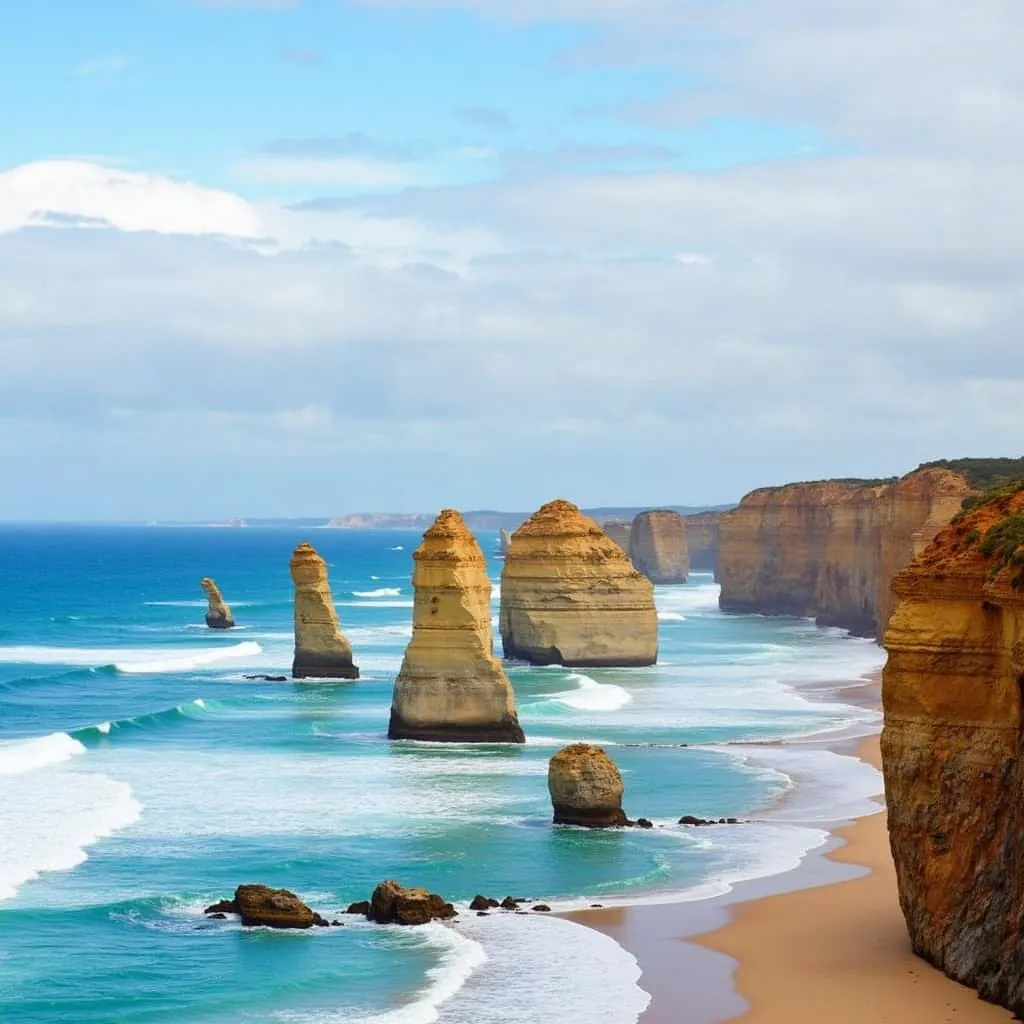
[230,156,425,189]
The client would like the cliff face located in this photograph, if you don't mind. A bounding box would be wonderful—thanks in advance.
[499,499,657,667]
[629,510,689,583]
[882,487,1024,1015]
[717,468,972,636]
[601,521,632,553]
[684,511,723,573]
[388,510,524,743]
[290,542,359,680]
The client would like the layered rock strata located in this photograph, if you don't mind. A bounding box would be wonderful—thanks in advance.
[388,509,524,743]
[882,486,1024,1016]
[290,541,359,679]
[200,577,235,629]
[683,511,723,573]
[717,468,972,636]
[629,510,689,583]
[499,500,657,667]
[548,743,627,827]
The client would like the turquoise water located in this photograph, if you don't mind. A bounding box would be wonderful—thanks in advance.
[0,526,884,1022]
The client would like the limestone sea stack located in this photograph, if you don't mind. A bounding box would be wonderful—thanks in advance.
[500,499,657,667]
[388,510,524,743]
[602,521,632,553]
[499,528,512,555]
[290,541,359,680]
[200,577,234,629]
[629,510,689,583]
[683,510,723,573]
[882,483,1024,1016]
[548,743,627,827]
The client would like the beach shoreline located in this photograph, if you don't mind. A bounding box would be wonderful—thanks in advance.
[563,673,1014,1023]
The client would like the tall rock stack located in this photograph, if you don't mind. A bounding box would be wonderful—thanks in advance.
[199,577,235,629]
[548,743,627,827]
[629,510,689,583]
[290,541,359,680]
[388,510,524,743]
[499,499,657,667]
[882,484,1024,1016]
[602,521,632,554]
[683,511,723,573]
[499,528,512,556]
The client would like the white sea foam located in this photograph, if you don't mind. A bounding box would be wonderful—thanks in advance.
[0,735,142,901]
[339,600,414,609]
[551,673,633,712]
[116,641,263,674]
[0,731,85,776]
[391,546,405,551]
[657,611,686,621]
[655,583,721,617]
[490,584,500,599]
[352,587,402,598]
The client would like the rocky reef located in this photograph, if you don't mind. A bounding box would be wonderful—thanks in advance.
[204,885,329,928]
[200,577,234,629]
[388,509,524,743]
[548,743,627,827]
[629,510,689,583]
[290,541,359,680]
[882,483,1024,1016]
[366,880,457,925]
[717,467,973,636]
[683,511,723,573]
[499,499,657,667]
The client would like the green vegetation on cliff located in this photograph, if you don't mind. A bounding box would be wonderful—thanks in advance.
[918,456,1024,490]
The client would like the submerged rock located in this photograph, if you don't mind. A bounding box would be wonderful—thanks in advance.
[629,510,689,583]
[548,743,628,828]
[367,880,457,926]
[499,499,657,667]
[388,509,524,743]
[290,541,359,680]
[345,900,370,916]
[200,577,235,629]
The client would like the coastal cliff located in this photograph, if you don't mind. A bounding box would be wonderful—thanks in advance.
[629,510,689,583]
[882,484,1024,1015]
[499,499,657,667]
[684,511,723,573]
[717,468,972,636]
[602,521,632,553]
[290,541,359,679]
[388,510,524,743]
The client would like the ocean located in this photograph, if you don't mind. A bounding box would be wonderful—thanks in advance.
[0,525,885,1023]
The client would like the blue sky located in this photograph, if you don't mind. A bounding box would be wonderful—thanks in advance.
[0,1,1021,519]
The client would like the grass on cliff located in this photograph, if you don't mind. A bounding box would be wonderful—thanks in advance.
[979,511,1024,588]
[919,456,1024,490]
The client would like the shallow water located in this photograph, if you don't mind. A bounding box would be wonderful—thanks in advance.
[0,526,884,1022]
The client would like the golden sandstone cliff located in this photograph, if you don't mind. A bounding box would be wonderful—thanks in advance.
[499,500,657,667]
[683,510,722,573]
[200,577,234,629]
[290,541,359,680]
[717,468,972,636]
[882,485,1024,1016]
[629,510,689,583]
[388,510,524,743]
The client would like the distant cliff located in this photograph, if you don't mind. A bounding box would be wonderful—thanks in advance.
[717,467,976,636]
[882,482,1024,1015]
[684,511,723,573]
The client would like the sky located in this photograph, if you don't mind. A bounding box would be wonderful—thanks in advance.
[1,0,1022,520]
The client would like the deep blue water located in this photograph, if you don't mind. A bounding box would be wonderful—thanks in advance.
[0,526,884,1023]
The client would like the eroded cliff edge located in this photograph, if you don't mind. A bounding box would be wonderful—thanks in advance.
[717,467,973,636]
[881,483,1024,1016]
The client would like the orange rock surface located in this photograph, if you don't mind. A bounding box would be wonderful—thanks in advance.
[881,486,1024,1016]
[499,499,657,667]
[629,510,689,583]
[717,468,971,636]
[683,510,723,573]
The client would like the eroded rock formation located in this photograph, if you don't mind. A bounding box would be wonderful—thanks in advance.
[388,509,524,743]
[629,510,689,583]
[717,467,973,636]
[499,528,512,555]
[499,499,657,667]
[602,521,632,553]
[200,577,234,629]
[684,511,723,573]
[204,885,326,928]
[548,743,627,827]
[367,880,457,925]
[290,541,359,679]
[882,485,1024,1016]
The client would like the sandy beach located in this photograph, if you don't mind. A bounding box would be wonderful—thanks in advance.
[569,714,1014,1022]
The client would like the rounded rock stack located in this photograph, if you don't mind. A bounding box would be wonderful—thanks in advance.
[629,510,689,583]
[388,509,524,742]
[200,577,235,629]
[499,499,657,667]
[548,743,627,827]
[290,541,359,680]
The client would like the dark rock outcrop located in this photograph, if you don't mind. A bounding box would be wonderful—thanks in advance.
[548,743,628,827]
[367,880,457,926]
